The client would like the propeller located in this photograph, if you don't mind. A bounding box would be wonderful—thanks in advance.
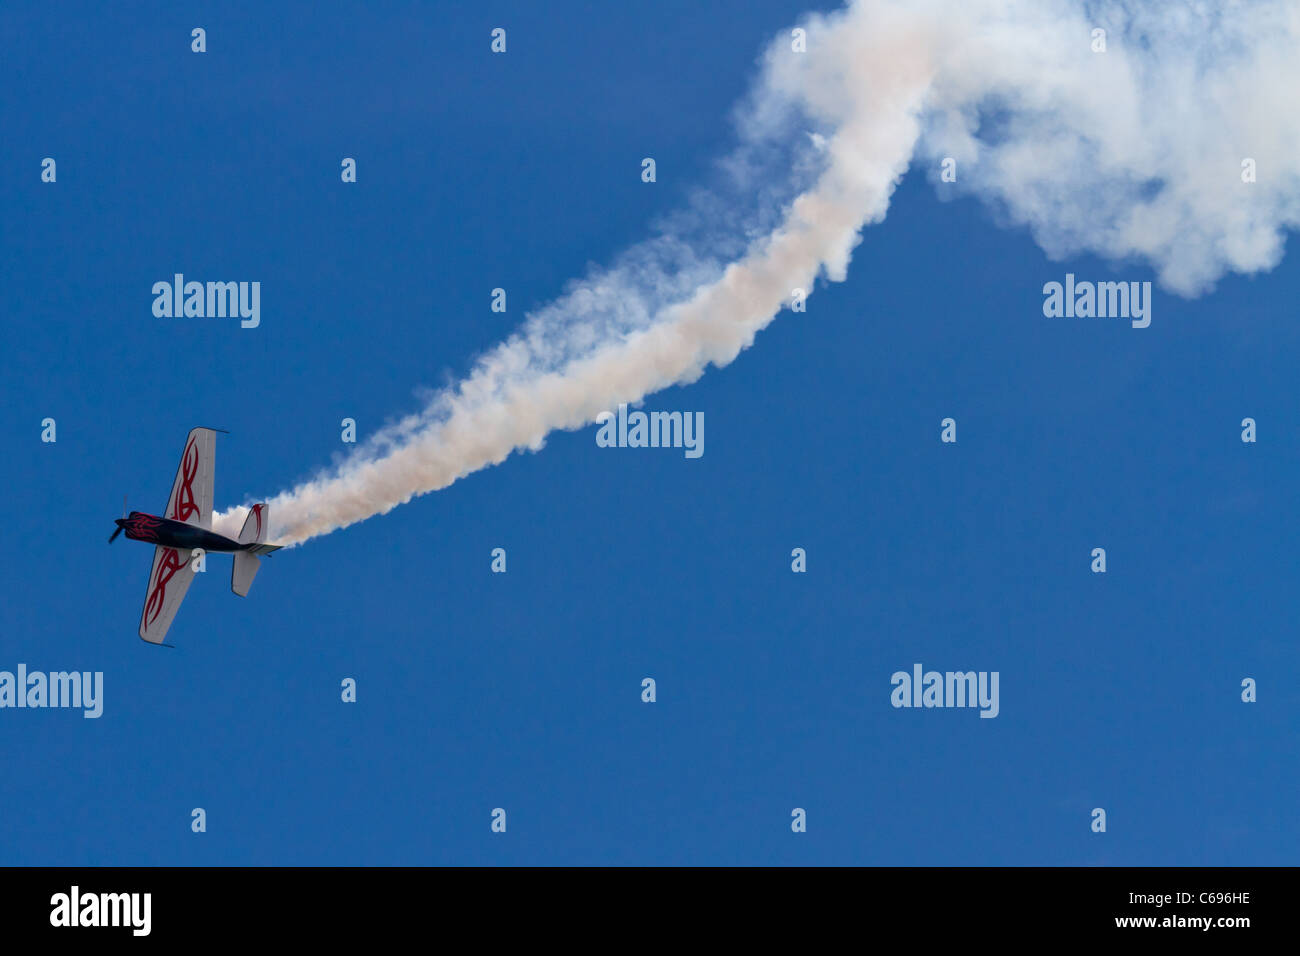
[109,495,126,543]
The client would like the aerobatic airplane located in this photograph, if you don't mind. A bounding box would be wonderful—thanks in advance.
[110,427,282,645]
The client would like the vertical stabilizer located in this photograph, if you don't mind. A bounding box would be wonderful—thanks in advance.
[232,503,269,596]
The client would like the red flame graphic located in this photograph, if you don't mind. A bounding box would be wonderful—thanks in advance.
[144,547,189,627]
[171,438,200,522]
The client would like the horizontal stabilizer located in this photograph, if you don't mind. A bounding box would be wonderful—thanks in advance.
[232,551,260,597]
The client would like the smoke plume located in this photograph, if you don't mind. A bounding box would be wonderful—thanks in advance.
[214,0,1300,545]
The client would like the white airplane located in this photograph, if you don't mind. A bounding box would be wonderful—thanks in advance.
[109,427,282,645]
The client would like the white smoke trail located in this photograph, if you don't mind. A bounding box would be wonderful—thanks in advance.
[214,0,1300,546]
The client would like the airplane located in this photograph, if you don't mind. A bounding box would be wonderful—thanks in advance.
[110,427,282,645]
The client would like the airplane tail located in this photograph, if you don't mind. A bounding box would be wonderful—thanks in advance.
[232,503,279,596]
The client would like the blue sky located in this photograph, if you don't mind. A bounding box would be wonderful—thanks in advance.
[1,0,1296,865]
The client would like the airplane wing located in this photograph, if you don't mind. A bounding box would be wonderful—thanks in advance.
[165,427,217,529]
[139,546,197,644]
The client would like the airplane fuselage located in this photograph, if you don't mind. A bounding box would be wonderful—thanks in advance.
[115,511,247,553]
